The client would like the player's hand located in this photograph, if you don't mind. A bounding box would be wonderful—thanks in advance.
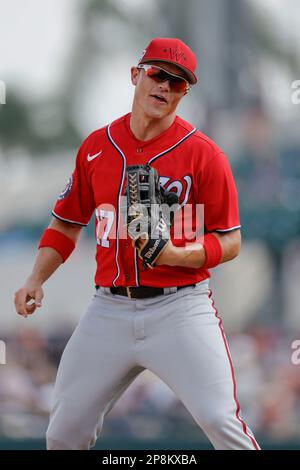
[14,280,44,318]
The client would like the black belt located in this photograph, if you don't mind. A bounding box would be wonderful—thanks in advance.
[96,284,195,299]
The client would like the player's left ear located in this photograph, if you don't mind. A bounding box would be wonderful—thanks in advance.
[131,67,139,86]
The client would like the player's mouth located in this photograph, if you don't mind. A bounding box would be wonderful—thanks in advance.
[150,94,168,104]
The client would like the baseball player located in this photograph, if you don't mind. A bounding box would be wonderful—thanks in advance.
[14,38,260,450]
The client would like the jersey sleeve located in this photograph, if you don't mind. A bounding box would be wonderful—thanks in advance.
[52,140,95,226]
[198,152,241,233]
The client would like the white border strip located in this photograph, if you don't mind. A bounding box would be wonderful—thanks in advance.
[215,225,241,233]
[52,210,87,226]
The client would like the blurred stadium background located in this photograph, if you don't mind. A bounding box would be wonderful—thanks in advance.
[1,0,300,450]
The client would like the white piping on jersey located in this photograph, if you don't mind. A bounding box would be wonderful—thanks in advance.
[148,128,196,165]
[107,122,196,287]
[134,249,139,286]
[215,225,241,233]
[181,175,192,207]
[52,210,87,226]
[107,124,127,287]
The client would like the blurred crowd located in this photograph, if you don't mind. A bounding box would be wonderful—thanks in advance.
[1,325,300,444]
[230,105,300,252]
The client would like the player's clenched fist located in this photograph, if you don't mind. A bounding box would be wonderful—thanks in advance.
[14,281,44,317]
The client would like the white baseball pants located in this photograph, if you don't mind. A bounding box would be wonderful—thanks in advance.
[46,280,260,450]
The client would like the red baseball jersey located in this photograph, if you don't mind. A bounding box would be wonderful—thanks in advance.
[53,113,240,287]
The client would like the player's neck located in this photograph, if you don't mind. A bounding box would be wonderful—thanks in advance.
[129,108,176,142]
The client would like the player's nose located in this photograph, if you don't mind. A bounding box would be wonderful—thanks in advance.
[157,80,171,93]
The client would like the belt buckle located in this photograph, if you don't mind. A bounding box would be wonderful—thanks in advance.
[126,286,133,299]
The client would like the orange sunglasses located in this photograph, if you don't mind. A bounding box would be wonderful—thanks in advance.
[138,64,190,93]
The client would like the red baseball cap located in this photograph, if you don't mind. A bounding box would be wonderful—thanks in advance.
[138,37,198,85]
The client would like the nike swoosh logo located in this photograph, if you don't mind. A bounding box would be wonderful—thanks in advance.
[87,150,102,162]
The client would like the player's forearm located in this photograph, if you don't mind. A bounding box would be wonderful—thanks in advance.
[155,243,204,268]
[27,247,64,285]
[156,243,205,268]
[156,230,241,269]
